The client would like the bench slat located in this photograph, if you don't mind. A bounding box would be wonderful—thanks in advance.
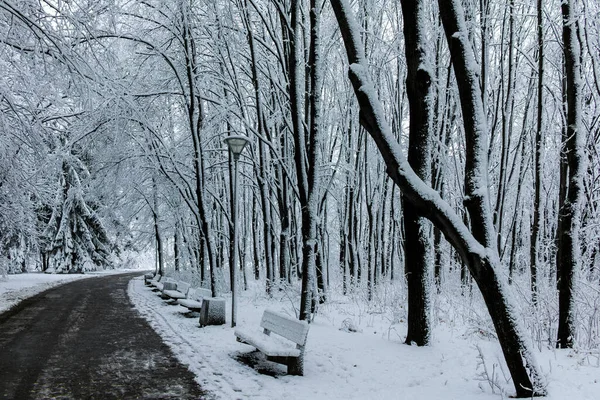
[260,310,309,346]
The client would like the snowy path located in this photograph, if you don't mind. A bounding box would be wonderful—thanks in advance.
[0,272,206,399]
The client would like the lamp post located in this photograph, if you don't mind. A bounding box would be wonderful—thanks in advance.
[224,135,249,328]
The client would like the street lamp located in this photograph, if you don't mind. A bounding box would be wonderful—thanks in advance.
[224,135,249,328]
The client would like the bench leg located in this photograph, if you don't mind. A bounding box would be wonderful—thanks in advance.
[287,356,304,376]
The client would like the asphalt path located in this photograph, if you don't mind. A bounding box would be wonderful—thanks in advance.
[0,272,207,399]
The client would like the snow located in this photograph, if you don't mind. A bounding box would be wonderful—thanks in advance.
[2,272,598,399]
[0,269,135,314]
[0,273,90,314]
[125,276,599,400]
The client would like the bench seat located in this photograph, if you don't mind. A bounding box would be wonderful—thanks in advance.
[163,289,187,300]
[163,282,191,302]
[149,274,162,288]
[144,273,154,285]
[177,287,212,312]
[178,298,203,312]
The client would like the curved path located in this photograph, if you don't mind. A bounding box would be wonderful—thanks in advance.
[0,272,207,399]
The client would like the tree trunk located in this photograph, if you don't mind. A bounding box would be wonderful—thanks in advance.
[557,0,584,349]
[400,0,434,347]
[152,177,164,277]
[530,0,544,303]
[289,0,321,321]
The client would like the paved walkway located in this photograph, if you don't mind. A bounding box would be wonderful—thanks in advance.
[0,272,207,399]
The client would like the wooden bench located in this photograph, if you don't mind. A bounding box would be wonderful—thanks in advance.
[144,273,155,285]
[162,281,191,303]
[234,310,310,375]
[156,278,176,296]
[177,287,212,313]
[148,274,162,289]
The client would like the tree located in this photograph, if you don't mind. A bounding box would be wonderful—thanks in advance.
[43,149,113,273]
[329,0,546,396]
[556,0,585,349]
[530,0,544,303]
[400,0,434,346]
[288,0,323,320]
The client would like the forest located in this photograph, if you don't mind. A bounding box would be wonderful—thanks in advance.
[1,0,599,397]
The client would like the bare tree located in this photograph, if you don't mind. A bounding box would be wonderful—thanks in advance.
[329,0,546,396]
[400,0,434,346]
[556,0,585,349]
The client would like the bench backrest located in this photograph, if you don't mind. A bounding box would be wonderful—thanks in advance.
[162,281,177,291]
[188,287,212,301]
[176,282,191,295]
[260,310,309,347]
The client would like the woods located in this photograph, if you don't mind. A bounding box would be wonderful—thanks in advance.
[1,0,599,397]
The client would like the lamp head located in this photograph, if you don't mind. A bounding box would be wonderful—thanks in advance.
[224,135,249,157]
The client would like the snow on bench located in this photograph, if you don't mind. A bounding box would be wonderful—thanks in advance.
[162,281,191,302]
[177,287,212,312]
[234,310,310,375]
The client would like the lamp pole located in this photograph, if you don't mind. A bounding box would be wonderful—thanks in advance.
[224,135,249,328]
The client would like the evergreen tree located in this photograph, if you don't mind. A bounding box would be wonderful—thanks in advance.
[43,151,112,273]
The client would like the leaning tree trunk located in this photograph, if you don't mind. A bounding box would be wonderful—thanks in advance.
[556,0,584,349]
[329,0,546,396]
[400,0,434,347]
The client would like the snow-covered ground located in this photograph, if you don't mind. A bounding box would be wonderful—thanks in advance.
[0,272,92,314]
[128,277,599,400]
[1,272,598,399]
[0,269,138,315]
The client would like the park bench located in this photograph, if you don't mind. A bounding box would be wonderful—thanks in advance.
[144,273,155,285]
[234,310,310,376]
[177,287,212,313]
[155,278,176,295]
[149,274,164,290]
[162,281,191,303]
